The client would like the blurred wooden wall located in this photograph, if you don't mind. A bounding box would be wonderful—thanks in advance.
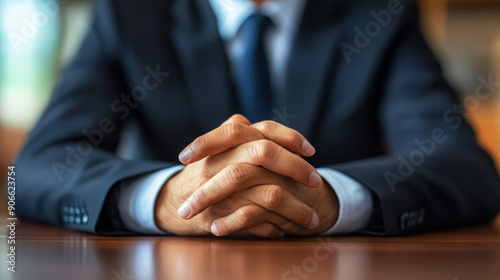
[419,0,500,170]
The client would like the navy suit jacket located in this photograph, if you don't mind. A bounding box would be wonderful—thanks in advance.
[16,0,500,235]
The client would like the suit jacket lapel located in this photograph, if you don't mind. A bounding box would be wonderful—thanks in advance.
[284,0,348,139]
[167,0,236,132]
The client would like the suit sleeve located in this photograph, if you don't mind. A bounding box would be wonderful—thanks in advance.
[328,5,500,235]
[15,0,174,234]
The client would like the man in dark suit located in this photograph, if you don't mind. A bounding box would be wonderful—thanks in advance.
[16,0,500,237]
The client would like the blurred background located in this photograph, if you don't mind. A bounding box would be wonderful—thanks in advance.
[0,0,499,212]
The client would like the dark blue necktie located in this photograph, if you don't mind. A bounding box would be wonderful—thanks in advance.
[236,13,273,123]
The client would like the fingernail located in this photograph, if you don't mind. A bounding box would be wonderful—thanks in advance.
[211,223,219,236]
[302,141,316,156]
[177,201,193,219]
[309,171,322,186]
[178,147,192,163]
[309,212,319,229]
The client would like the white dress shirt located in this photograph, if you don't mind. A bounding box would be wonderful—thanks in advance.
[117,0,373,235]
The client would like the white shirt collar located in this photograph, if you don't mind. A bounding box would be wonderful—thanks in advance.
[209,0,307,39]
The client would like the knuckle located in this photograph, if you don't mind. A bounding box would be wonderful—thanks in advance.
[290,131,303,147]
[291,157,307,176]
[221,164,248,185]
[222,123,245,140]
[231,114,248,123]
[263,185,284,209]
[215,220,229,235]
[191,188,209,205]
[236,207,257,226]
[192,135,207,151]
[255,121,275,132]
[251,139,278,163]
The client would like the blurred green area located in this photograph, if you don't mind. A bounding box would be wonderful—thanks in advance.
[0,0,58,127]
[0,0,93,128]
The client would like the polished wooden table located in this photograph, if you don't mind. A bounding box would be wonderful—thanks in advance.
[1,216,500,280]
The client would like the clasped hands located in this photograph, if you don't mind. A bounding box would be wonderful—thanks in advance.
[154,115,339,238]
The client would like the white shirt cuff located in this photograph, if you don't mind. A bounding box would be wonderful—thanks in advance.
[117,165,185,234]
[317,168,373,235]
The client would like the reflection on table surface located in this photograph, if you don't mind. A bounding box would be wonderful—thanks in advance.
[1,216,499,280]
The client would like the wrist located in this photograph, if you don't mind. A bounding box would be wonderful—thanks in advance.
[154,172,187,233]
[154,168,209,235]
[314,179,339,233]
